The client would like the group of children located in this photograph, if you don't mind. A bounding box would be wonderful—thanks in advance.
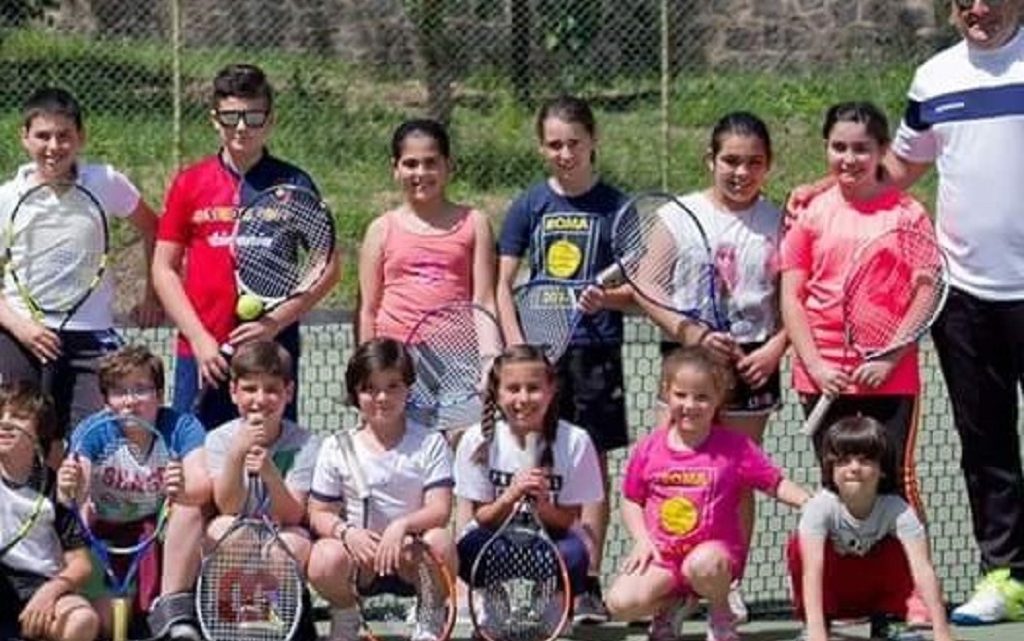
[0,58,962,641]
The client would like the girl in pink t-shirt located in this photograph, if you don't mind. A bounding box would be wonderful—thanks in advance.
[780,101,936,516]
[357,119,496,343]
[605,347,808,641]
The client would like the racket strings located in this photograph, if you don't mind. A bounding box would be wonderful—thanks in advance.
[613,196,719,324]
[407,304,503,425]
[514,282,579,363]
[234,188,334,300]
[9,186,107,312]
[475,532,566,641]
[844,230,948,356]
[198,525,302,641]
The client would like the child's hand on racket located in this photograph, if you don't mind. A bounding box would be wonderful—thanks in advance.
[852,357,898,390]
[227,315,281,348]
[577,284,608,314]
[375,518,409,576]
[808,361,851,396]
[620,538,661,575]
[509,467,549,502]
[698,330,741,362]
[164,459,184,501]
[10,316,61,364]
[56,455,83,504]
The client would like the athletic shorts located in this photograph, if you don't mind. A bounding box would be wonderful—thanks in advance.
[82,516,162,614]
[654,544,742,600]
[787,533,914,620]
[557,344,628,452]
[660,340,781,414]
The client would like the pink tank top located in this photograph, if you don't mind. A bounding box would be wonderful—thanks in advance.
[374,208,476,340]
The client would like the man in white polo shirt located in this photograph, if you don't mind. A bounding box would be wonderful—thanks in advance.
[885,0,1024,626]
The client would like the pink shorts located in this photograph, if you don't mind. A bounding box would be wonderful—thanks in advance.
[787,532,914,620]
[654,542,742,599]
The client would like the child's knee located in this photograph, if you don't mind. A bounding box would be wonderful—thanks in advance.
[57,603,100,641]
[308,539,352,584]
[682,541,733,585]
[280,529,312,565]
[421,527,455,564]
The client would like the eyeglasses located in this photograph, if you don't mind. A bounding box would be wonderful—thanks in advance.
[108,386,157,401]
[954,0,1005,9]
[213,109,269,128]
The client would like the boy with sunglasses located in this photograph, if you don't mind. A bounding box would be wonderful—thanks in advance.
[152,63,339,430]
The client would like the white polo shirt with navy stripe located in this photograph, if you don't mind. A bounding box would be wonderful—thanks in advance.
[892,28,1024,301]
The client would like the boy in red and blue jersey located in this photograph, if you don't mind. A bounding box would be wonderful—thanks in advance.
[152,63,340,429]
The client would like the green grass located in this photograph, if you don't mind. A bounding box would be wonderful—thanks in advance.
[0,27,940,308]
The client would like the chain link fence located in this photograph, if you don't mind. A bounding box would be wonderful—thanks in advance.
[118,312,995,615]
[1,0,1013,616]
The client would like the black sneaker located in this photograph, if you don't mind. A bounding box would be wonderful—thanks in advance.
[572,577,609,625]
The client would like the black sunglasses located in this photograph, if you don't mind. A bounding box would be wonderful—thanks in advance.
[213,109,269,128]
[954,0,1006,9]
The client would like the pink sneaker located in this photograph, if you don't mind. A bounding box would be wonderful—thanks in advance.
[706,609,739,641]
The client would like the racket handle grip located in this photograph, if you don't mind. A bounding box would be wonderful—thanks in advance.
[112,597,129,641]
[801,393,835,436]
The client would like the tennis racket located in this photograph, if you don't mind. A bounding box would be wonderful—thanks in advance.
[600,191,729,336]
[67,412,175,641]
[468,433,571,641]
[336,430,456,641]
[193,184,335,411]
[405,302,505,432]
[196,473,304,641]
[0,419,49,560]
[801,227,949,436]
[3,180,109,387]
[512,279,581,364]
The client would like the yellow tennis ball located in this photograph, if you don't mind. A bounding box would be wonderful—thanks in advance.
[236,294,264,321]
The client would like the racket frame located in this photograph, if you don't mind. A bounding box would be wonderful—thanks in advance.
[603,190,729,331]
[467,432,570,641]
[195,470,305,641]
[404,301,505,431]
[4,180,110,328]
[511,278,583,364]
[229,184,336,317]
[336,429,456,641]
[68,412,174,641]
[800,228,950,436]
[0,420,50,559]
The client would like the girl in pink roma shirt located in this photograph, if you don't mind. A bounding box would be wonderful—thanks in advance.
[604,346,809,641]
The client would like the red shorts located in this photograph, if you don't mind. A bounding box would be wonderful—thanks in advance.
[655,543,742,599]
[786,532,914,620]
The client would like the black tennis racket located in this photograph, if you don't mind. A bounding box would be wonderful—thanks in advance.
[195,472,304,641]
[336,430,456,641]
[0,418,49,560]
[67,412,175,641]
[405,302,505,432]
[468,433,571,641]
[3,180,109,388]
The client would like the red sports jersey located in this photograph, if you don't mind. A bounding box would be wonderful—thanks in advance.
[157,152,316,356]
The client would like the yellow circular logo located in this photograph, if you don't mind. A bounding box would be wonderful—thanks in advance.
[546,240,582,279]
[659,496,698,535]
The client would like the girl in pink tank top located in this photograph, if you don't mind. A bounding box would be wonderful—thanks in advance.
[357,119,496,342]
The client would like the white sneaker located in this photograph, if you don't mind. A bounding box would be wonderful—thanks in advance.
[727,581,749,624]
[328,606,361,641]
